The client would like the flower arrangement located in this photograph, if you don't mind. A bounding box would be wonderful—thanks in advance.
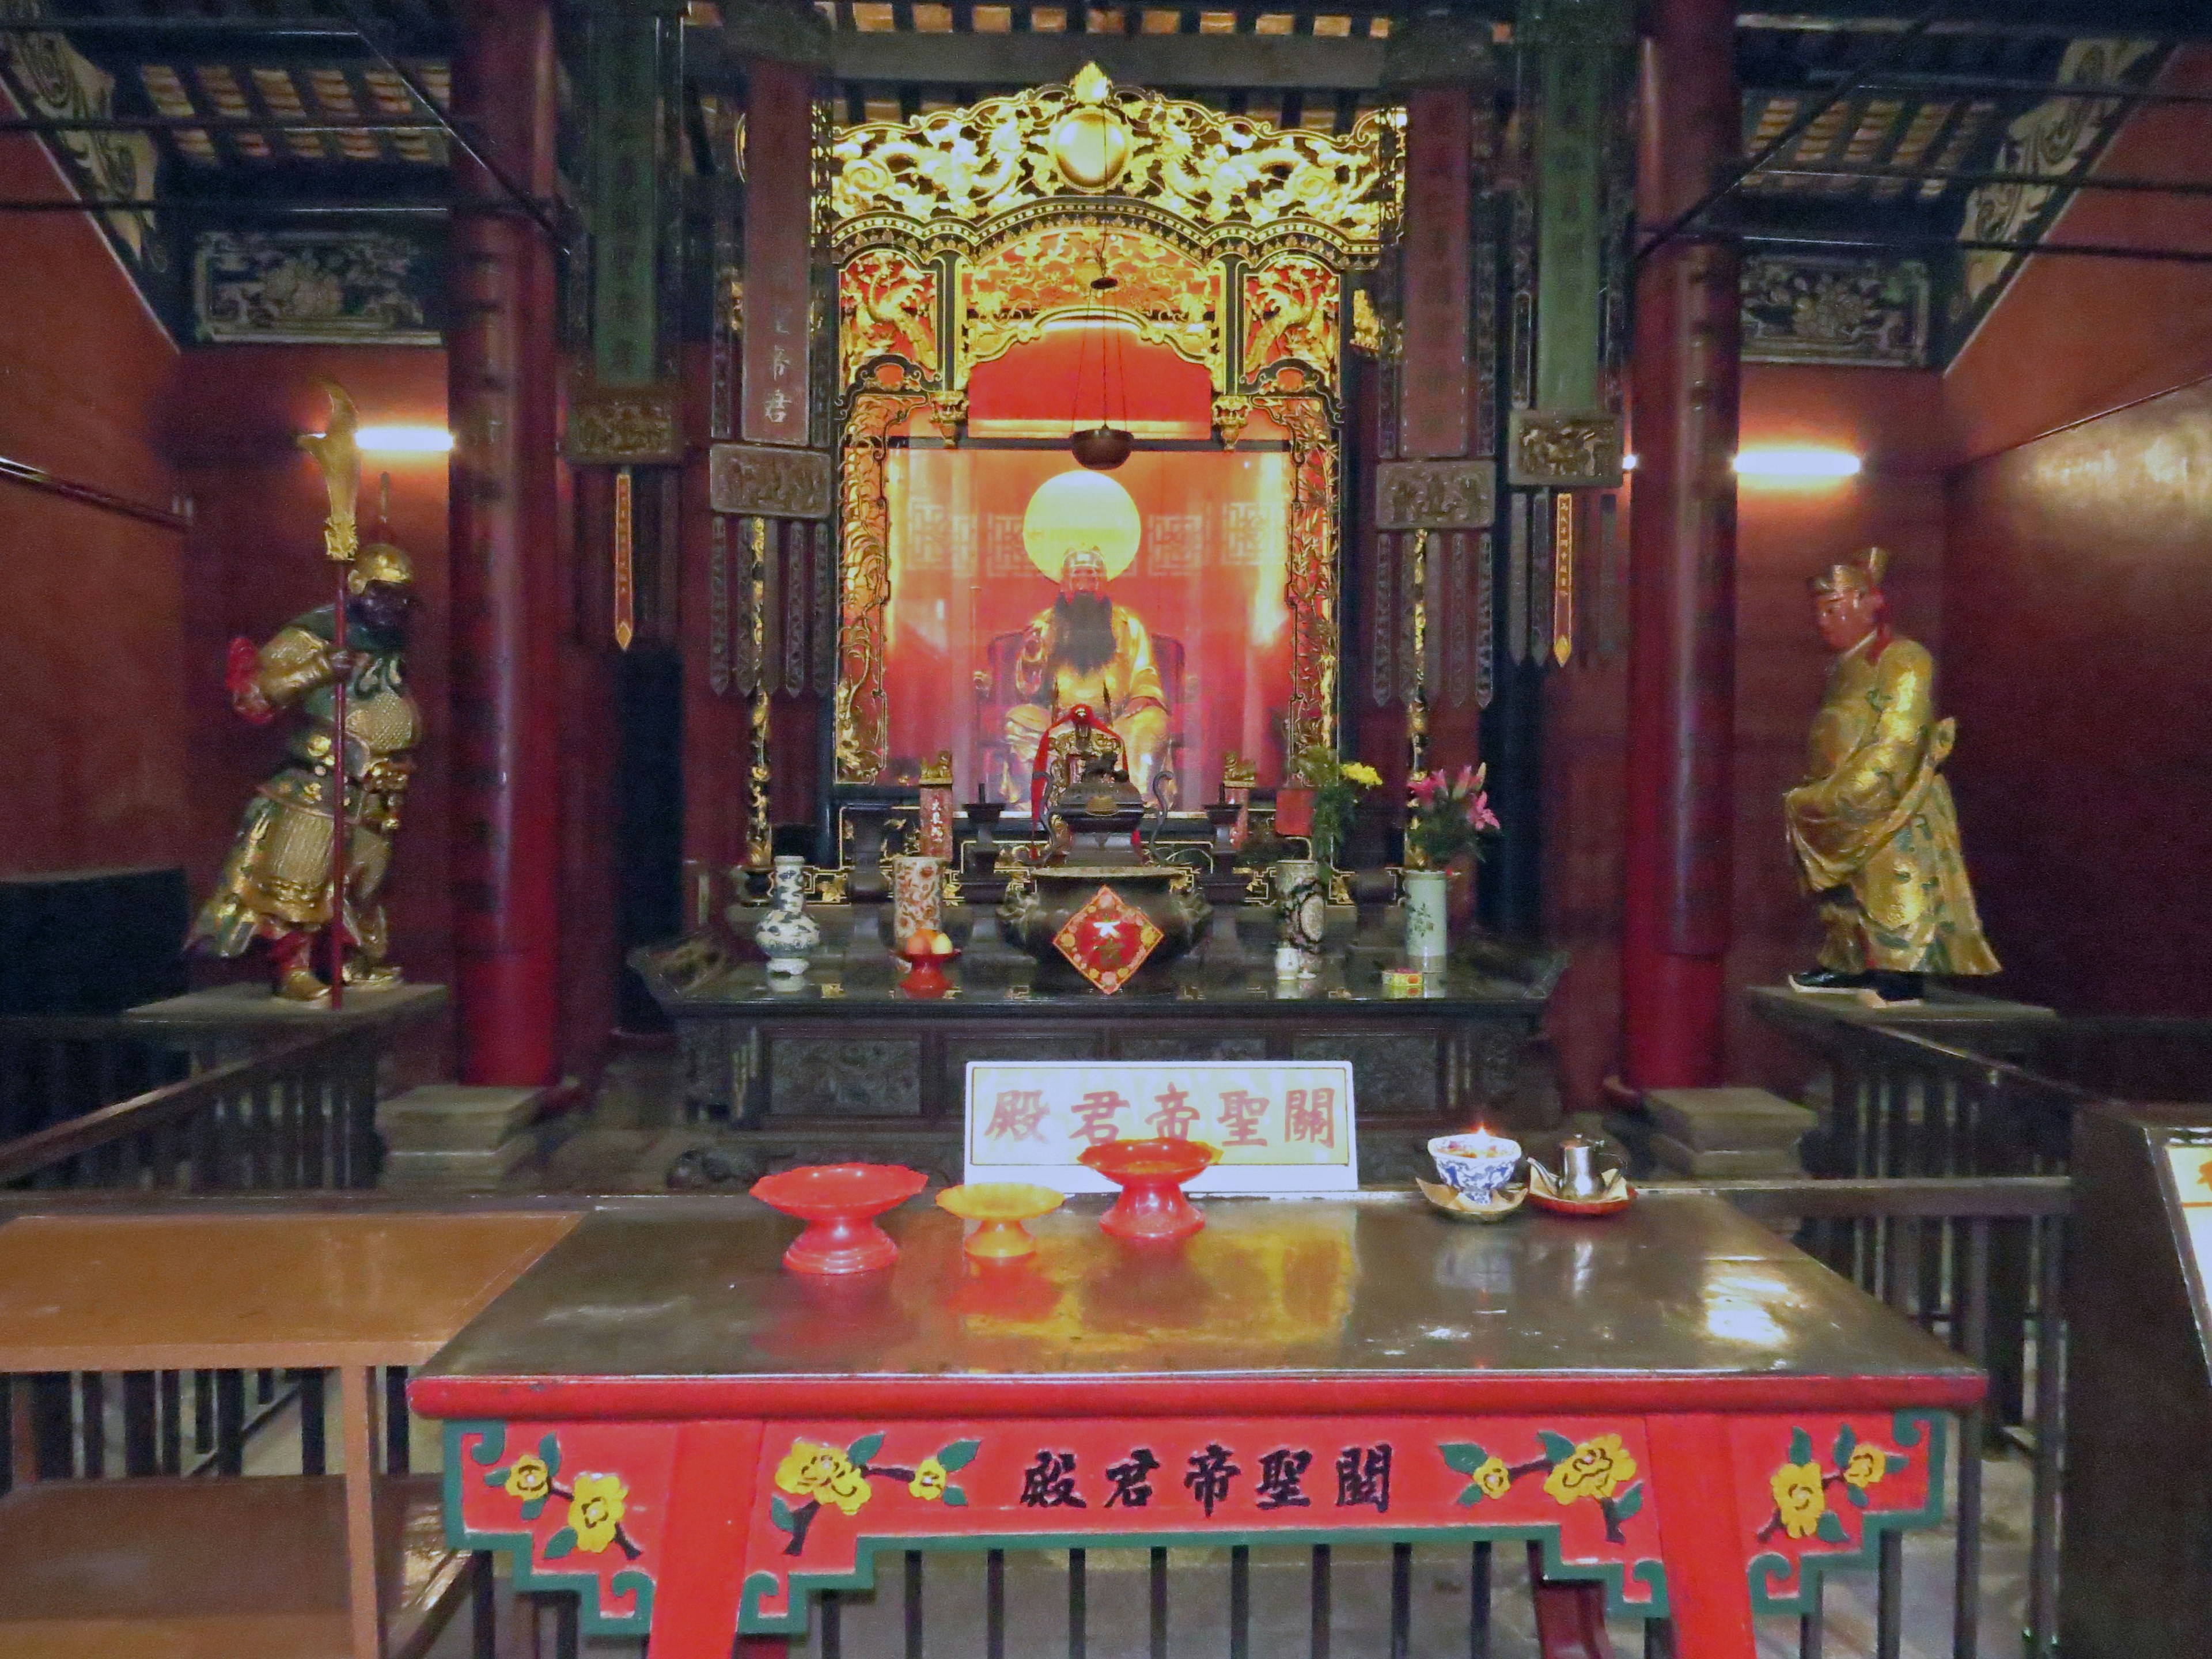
[1405,763,1502,869]
[1293,744,1383,866]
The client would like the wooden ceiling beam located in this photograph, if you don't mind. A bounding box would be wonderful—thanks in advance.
[821,29,1384,86]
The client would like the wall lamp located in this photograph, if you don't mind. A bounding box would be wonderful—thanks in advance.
[1732,446,1862,480]
[357,425,454,454]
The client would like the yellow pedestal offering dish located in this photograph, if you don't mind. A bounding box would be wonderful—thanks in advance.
[937,1183,1066,1259]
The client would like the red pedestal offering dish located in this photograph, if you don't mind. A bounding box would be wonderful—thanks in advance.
[749,1162,929,1274]
[896,945,958,998]
[1078,1138,1221,1243]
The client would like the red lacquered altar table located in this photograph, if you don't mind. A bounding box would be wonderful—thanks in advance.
[410,1193,1980,1658]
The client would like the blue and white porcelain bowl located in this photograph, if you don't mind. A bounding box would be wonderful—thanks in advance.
[1427,1131,1524,1204]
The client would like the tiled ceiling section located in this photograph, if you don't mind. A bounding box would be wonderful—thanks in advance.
[2,0,2196,224]
[127,58,448,169]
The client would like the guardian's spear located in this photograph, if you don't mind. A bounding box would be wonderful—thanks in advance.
[298,382,360,1009]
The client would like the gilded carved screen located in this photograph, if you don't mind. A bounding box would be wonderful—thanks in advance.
[831,66,1393,795]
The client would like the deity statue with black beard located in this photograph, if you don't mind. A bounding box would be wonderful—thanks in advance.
[188,543,421,1002]
[1003,546,1173,805]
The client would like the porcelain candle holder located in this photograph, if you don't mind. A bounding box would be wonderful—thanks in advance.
[1402,868,1450,964]
[750,1162,929,1275]
[1079,1137,1221,1243]
[937,1183,1065,1259]
[891,855,943,946]
[1428,1128,1524,1205]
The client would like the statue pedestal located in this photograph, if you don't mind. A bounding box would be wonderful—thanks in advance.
[125,981,448,1063]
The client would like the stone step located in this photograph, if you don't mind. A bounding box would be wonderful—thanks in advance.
[1648,1134,1809,1179]
[376,1084,547,1154]
[381,1138,535,1192]
[1643,1086,1817,1154]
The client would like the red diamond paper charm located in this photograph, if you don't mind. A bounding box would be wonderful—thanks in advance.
[1052,885,1165,994]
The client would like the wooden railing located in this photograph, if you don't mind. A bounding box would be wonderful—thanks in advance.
[0,1025,382,1192]
[0,1016,187,1146]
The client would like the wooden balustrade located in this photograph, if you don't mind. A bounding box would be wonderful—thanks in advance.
[0,1026,382,1193]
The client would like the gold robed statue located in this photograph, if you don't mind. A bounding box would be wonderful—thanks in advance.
[1785,547,1998,1006]
[188,385,421,1002]
[1002,545,1173,805]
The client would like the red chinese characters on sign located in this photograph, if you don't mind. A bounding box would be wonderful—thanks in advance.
[1146,1084,1201,1140]
[1285,1088,1337,1149]
[1216,1090,1271,1147]
[1071,1090,1130,1146]
[984,1089,1048,1143]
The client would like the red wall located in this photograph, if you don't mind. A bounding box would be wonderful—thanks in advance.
[0,107,187,878]
[1545,363,1949,1109]
[1939,44,2212,1015]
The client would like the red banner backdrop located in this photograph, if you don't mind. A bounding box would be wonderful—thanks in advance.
[878,325,1296,801]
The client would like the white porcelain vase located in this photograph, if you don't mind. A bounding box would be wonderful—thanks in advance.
[755,856,821,976]
[1402,868,1450,964]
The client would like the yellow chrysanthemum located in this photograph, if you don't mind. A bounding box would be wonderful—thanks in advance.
[1543,1435,1637,1506]
[503,1453,551,1503]
[1340,762,1383,789]
[568,1473,627,1554]
[1472,1457,1513,1500]
[908,1457,949,1501]
[1771,1461,1826,1539]
[1843,1444,1887,1491]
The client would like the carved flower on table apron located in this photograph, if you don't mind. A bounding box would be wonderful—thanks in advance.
[1759,1425,1910,1546]
[569,1474,630,1554]
[1440,1431,1646,1544]
[1770,1461,1828,1540]
[1542,1435,1638,1506]
[771,1434,982,1556]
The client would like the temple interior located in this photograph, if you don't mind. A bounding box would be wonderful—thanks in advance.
[2,0,2211,1655]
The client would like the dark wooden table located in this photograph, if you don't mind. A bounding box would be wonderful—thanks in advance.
[646,955,1558,1180]
[413,1191,1979,1659]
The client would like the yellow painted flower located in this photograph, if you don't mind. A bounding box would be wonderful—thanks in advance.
[776,1441,852,1501]
[503,1453,551,1503]
[1771,1461,1827,1539]
[908,1457,949,1501]
[1543,1435,1637,1506]
[1341,762,1383,789]
[823,1460,872,1515]
[1843,1444,1888,1491]
[568,1473,627,1554]
[1472,1457,1513,1500]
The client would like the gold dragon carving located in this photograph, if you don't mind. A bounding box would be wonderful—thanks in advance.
[835,389,931,782]
[1259,393,1340,755]
[1243,253,1340,393]
[839,247,940,387]
[963,225,1222,382]
[830,63,1398,263]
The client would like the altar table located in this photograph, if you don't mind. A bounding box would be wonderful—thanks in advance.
[644,953,1559,1181]
[413,1193,1978,1658]
[0,1210,578,1659]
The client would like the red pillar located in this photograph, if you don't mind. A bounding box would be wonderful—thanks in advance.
[1622,0,1740,1088]
[448,0,562,1086]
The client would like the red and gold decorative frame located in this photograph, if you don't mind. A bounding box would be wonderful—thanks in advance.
[441,1410,1949,1646]
[827,67,1378,785]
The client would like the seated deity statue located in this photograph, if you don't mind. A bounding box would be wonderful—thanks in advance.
[1003,546,1173,806]
[1784,547,1999,1006]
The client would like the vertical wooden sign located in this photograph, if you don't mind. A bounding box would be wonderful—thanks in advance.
[742,58,814,446]
[1399,86,1472,461]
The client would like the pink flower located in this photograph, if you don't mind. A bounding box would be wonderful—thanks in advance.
[1409,771,1445,806]
[1466,791,1501,833]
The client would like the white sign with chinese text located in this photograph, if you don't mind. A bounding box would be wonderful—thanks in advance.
[963,1061,1359,1195]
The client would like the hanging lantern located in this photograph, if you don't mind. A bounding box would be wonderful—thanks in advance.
[1070,262,1132,472]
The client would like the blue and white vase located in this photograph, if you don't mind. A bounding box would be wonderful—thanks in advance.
[755,856,821,976]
